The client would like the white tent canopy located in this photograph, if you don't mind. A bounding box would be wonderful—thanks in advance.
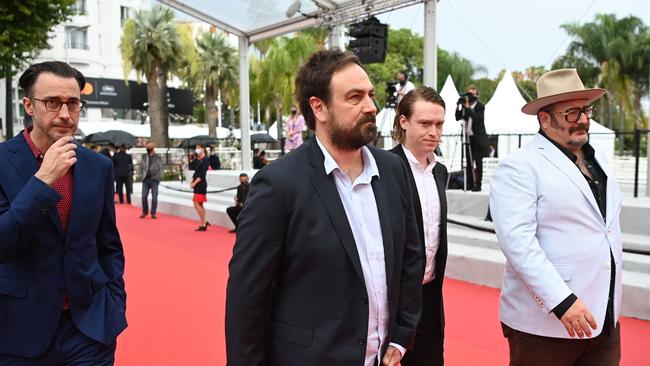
[438,75,464,171]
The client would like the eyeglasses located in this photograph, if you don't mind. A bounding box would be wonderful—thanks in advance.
[548,106,596,123]
[31,98,86,112]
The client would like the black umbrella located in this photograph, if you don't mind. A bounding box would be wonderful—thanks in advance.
[177,135,221,148]
[250,133,277,144]
[84,130,135,147]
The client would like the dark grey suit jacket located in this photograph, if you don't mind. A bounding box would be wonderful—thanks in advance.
[226,138,423,366]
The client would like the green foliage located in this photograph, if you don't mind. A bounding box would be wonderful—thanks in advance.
[556,13,650,129]
[0,0,76,74]
[120,6,181,82]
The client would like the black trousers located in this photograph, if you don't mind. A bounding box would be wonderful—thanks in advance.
[502,322,620,366]
[115,176,131,204]
[226,205,243,227]
[401,281,444,366]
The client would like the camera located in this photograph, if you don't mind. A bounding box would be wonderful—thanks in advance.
[457,92,478,105]
[385,80,399,108]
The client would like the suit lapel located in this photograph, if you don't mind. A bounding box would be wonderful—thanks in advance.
[536,135,602,221]
[306,140,364,280]
[6,134,65,237]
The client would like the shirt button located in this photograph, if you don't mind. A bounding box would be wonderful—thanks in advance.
[357,338,366,346]
[604,262,611,269]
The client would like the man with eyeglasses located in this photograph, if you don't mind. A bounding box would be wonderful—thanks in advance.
[490,69,622,365]
[0,61,127,365]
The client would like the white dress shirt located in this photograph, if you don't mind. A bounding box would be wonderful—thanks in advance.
[403,146,441,284]
[316,138,403,365]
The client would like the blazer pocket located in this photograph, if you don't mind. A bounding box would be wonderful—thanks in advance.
[90,267,110,292]
[272,320,314,347]
[0,277,27,298]
[553,264,571,281]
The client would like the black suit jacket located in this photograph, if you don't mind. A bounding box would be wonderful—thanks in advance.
[112,151,133,178]
[226,138,423,366]
[390,144,448,327]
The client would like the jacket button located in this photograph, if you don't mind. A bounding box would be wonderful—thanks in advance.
[64,248,71,255]
[357,338,366,345]
[360,296,368,304]
[41,207,49,215]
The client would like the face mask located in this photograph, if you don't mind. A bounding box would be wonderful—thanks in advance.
[399,79,407,86]
[291,110,297,114]
[146,148,153,153]
[195,148,202,155]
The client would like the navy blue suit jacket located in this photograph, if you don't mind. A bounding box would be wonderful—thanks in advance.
[0,132,127,357]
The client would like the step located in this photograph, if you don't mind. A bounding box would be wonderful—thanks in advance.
[445,242,650,320]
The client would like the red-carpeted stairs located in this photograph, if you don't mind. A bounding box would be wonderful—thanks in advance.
[113,204,650,365]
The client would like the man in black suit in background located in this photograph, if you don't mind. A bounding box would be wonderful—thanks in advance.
[225,173,249,233]
[112,144,133,204]
[225,49,423,366]
[455,85,488,191]
[390,87,448,365]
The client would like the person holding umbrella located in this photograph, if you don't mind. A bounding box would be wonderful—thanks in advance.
[112,144,133,204]
[190,144,210,231]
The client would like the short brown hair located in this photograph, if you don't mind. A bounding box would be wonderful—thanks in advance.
[18,61,85,97]
[392,86,446,144]
[295,49,362,130]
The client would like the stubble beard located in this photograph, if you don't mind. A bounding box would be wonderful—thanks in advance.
[549,114,588,149]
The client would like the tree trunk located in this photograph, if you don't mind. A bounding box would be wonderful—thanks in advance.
[206,82,217,137]
[147,67,170,147]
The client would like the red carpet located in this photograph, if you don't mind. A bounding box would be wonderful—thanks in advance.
[113,204,650,365]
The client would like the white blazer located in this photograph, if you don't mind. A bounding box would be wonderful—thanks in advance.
[489,133,623,338]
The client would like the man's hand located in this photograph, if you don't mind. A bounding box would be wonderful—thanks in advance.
[560,298,597,338]
[381,345,403,366]
[190,181,196,189]
[34,136,77,186]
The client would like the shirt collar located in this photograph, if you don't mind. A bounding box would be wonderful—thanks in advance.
[315,136,380,181]
[22,125,44,160]
[539,129,596,164]
[402,145,436,172]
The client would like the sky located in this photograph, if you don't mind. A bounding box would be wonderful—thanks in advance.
[376,0,650,78]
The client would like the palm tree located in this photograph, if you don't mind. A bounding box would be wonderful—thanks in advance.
[194,30,238,136]
[120,5,181,147]
[559,14,650,130]
[254,35,317,145]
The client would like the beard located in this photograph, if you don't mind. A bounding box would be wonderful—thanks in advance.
[549,114,589,148]
[328,112,378,151]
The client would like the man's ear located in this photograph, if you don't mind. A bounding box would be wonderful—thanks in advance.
[538,111,550,130]
[22,97,35,116]
[309,96,326,124]
[399,115,408,130]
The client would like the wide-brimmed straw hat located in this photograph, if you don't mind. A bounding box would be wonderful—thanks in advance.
[521,69,606,115]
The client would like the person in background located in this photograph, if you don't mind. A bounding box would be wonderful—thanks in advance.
[190,144,210,231]
[454,85,488,191]
[139,142,164,219]
[396,71,416,106]
[285,105,305,152]
[209,147,221,170]
[490,69,622,365]
[226,173,249,233]
[112,144,133,204]
[390,87,449,365]
[252,148,263,169]
[0,60,126,365]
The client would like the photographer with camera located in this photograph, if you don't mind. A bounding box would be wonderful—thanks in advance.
[455,85,489,191]
[396,71,415,106]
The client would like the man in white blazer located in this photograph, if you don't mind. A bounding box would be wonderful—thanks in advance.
[490,69,622,365]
